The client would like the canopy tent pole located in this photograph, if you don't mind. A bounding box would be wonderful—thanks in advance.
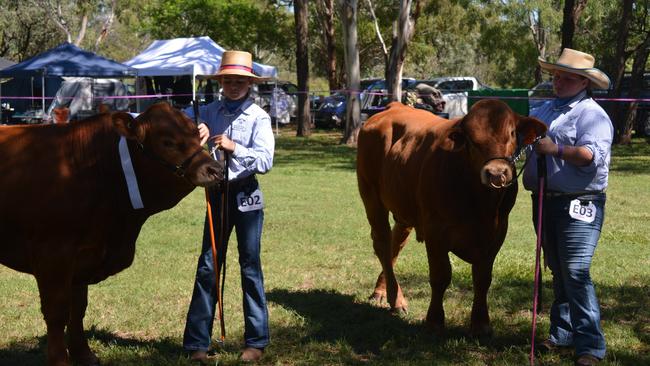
[192,68,197,103]
[42,75,45,116]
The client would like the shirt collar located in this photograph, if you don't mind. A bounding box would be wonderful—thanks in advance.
[216,97,254,115]
[552,90,587,111]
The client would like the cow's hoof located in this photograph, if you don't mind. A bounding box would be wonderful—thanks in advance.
[424,322,446,337]
[390,306,408,315]
[469,324,493,339]
[70,352,100,366]
[369,292,386,304]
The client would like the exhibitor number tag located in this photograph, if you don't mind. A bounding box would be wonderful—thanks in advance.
[568,199,596,223]
[237,189,264,212]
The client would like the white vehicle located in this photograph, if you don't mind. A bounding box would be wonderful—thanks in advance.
[420,77,489,118]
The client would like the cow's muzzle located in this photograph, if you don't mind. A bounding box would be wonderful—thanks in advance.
[481,157,515,189]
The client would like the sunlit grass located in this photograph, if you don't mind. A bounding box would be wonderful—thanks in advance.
[1,129,648,365]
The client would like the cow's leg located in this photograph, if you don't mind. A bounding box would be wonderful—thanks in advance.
[68,284,99,366]
[424,242,451,335]
[371,221,411,311]
[35,274,72,366]
[470,258,495,337]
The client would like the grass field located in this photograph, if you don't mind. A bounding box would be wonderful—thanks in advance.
[1,130,648,365]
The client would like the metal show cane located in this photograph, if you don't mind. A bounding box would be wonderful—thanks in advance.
[529,142,547,366]
[193,100,228,343]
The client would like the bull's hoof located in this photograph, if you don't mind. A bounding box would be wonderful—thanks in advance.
[70,352,100,366]
[469,323,493,339]
[424,322,446,337]
[390,306,408,315]
[369,292,386,304]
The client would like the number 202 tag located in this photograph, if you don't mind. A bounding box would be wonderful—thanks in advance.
[568,199,596,223]
[237,189,264,212]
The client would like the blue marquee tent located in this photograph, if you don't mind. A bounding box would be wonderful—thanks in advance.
[0,42,136,78]
[0,43,136,117]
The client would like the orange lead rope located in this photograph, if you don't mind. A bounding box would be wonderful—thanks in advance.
[205,186,226,343]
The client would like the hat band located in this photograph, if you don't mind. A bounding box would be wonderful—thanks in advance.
[220,64,254,73]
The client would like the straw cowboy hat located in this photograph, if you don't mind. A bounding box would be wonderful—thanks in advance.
[538,48,611,90]
[213,50,264,81]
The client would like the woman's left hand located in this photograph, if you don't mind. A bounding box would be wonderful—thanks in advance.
[211,134,236,153]
[534,136,559,156]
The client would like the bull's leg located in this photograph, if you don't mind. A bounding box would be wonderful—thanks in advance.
[35,274,72,366]
[424,242,451,335]
[470,258,495,337]
[371,221,411,312]
[68,284,99,366]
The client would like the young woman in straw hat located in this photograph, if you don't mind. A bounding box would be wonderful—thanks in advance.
[523,48,613,366]
[182,50,274,363]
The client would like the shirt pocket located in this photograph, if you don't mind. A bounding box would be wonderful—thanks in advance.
[550,114,578,145]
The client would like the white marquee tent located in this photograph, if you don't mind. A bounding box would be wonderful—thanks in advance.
[124,36,278,106]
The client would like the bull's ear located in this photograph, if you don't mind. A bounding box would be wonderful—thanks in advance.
[112,112,143,141]
[440,127,466,152]
[517,116,547,145]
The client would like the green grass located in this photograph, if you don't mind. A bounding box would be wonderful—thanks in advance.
[1,130,649,365]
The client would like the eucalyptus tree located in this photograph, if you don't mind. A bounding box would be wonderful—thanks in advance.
[339,0,361,145]
[294,0,311,137]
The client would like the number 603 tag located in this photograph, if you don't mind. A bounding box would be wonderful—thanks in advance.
[568,199,596,223]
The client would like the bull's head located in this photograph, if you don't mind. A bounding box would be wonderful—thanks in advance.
[441,99,547,189]
[112,103,224,187]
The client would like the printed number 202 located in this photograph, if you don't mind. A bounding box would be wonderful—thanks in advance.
[240,195,261,207]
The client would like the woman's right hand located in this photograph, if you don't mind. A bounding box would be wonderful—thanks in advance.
[198,123,210,146]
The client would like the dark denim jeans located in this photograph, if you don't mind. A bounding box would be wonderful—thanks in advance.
[533,193,606,360]
[183,178,269,351]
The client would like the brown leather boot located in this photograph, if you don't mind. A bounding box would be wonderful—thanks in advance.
[189,350,211,365]
[575,354,600,366]
[240,347,264,362]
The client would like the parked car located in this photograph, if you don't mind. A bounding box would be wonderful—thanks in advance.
[420,76,488,94]
[254,81,298,123]
[313,78,382,129]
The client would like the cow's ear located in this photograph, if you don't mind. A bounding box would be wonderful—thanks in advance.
[440,126,466,152]
[112,112,143,141]
[517,116,547,145]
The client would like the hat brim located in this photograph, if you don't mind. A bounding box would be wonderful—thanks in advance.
[538,58,611,90]
[211,69,270,83]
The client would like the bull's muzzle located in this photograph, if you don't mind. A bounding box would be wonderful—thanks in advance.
[481,159,514,189]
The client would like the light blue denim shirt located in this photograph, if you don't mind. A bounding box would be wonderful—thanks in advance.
[523,90,613,192]
[184,98,275,181]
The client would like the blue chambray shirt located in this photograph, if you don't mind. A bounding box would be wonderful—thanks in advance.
[184,98,275,181]
[523,90,613,193]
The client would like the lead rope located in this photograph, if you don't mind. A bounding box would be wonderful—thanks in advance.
[530,145,547,366]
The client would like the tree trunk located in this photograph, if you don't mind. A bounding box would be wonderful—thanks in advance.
[529,9,547,84]
[294,0,311,137]
[560,0,588,51]
[620,31,650,143]
[317,0,337,93]
[385,0,419,102]
[610,0,634,143]
[339,0,361,145]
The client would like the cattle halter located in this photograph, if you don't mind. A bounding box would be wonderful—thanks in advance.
[483,135,544,188]
[137,142,204,179]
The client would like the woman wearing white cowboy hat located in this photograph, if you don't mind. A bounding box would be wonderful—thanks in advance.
[523,48,613,366]
[182,50,274,364]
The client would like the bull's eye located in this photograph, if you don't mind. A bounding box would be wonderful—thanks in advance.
[162,140,175,149]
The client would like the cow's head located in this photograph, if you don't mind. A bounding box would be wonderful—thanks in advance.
[112,103,224,187]
[441,99,546,189]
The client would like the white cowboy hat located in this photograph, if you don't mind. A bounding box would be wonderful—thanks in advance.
[538,48,611,90]
[213,50,266,81]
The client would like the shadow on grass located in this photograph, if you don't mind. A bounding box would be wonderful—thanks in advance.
[268,273,649,365]
[0,327,195,366]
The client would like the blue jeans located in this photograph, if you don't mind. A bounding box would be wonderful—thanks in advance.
[532,193,606,359]
[183,178,269,351]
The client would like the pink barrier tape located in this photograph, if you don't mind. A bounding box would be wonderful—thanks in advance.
[2,91,649,103]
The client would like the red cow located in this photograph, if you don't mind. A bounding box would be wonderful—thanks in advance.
[357,101,546,336]
[0,103,223,366]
